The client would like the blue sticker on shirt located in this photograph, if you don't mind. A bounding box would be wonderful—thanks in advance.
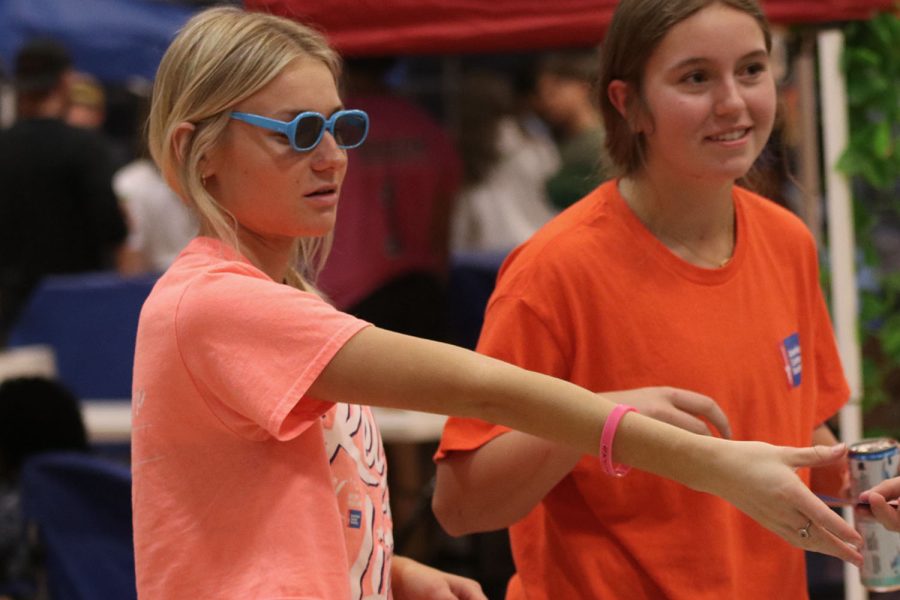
[780,333,802,388]
[348,509,362,529]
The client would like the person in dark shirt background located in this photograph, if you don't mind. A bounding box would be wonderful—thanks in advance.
[316,58,462,342]
[0,39,128,344]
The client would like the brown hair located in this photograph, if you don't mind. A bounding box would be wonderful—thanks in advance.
[598,0,772,177]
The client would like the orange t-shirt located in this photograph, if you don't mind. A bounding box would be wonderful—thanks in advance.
[436,181,849,600]
[132,237,393,599]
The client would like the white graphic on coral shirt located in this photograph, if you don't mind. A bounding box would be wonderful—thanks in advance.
[323,404,393,600]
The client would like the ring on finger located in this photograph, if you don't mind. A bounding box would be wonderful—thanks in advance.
[798,519,812,539]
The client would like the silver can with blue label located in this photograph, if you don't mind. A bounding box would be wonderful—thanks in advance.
[850,438,900,592]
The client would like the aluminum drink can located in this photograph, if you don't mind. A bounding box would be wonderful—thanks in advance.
[849,438,900,592]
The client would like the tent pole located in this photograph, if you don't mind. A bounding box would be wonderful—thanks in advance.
[817,27,866,600]
[794,31,822,242]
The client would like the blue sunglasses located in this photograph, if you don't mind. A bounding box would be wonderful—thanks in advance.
[230,109,369,152]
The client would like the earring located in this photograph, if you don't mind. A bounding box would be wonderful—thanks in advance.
[201,174,208,187]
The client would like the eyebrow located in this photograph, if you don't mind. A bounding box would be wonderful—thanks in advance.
[272,105,345,120]
[670,49,769,71]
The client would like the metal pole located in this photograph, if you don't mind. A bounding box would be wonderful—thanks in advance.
[817,27,866,600]
[794,32,822,242]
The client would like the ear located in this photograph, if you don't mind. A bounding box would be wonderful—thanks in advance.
[171,121,201,171]
[172,121,216,183]
[607,80,646,134]
[607,80,632,120]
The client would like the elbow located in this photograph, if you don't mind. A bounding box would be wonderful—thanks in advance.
[431,480,473,537]
[431,462,491,537]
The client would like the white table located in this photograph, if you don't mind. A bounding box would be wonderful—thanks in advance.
[81,401,447,445]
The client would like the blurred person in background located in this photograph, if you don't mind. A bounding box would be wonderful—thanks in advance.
[65,72,105,130]
[0,40,128,344]
[533,49,608,211]
[317,57,462,341]
[113,97,196,274]
[450,70,559,255]
[0,377,89,598]
[65,72,131,171]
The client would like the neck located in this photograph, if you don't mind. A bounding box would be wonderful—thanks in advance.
[242,232,298,284]
[620,174,736,268]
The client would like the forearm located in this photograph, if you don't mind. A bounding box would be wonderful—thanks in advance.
[813,423,838,445]
[433,433,580,535]
[312,327,609,453]
[312,327,720,490]
[433,386,732,534]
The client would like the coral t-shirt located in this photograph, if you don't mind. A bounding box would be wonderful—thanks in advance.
[132,237,393,599]
[437,181,849,600]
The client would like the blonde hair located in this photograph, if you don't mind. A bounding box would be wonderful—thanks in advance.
[147,6,342,290]
[69,72,105,109]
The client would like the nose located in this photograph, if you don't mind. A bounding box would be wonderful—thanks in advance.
[713,76,746,117]
[310,131,348,171]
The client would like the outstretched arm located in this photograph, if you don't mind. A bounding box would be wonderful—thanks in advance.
[308,326,863,565]
[433,386,730,535]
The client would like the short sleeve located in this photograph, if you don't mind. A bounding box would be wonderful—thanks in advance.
[435,294,569,460]
[175,268,370,441]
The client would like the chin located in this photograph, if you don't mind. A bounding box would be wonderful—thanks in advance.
[298,223,336,238]
[706,160,757,182]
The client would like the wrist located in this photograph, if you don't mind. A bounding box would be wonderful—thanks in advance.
[673,434,733,494]
[600,404,638,476]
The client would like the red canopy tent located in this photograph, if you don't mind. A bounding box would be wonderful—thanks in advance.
[244,0,894,55]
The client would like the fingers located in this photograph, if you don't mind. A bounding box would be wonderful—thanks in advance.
[790,488,863,565]
[861,477,900,503]
[660,411,716,437]
[867,492,900,533]
[786,443,847,469]
[668,388,732,439]
[446,575,488,600]
[795,518,863,566]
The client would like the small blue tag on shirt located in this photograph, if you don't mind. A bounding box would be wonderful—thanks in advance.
[780,333,802,388]
[348,509,362,529]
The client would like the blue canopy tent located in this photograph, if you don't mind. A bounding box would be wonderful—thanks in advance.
[0,0,197,83]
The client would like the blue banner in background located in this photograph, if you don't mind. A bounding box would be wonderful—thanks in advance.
[0,0,197,84]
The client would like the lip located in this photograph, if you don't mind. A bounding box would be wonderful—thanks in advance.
[303,185,340,207]
[705,127,752,145]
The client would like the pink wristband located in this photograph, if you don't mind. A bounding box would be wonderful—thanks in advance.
[600,404,637,477]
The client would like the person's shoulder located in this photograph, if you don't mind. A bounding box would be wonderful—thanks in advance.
[37,120,114,161]
[156,239,262,290]
[180,239,268,280]
[147,240,274,320]
[735,186,819,264]
[66,121,110,148]
[0,119,52,143]
[496,184,613,289]
[735,186,813,240]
